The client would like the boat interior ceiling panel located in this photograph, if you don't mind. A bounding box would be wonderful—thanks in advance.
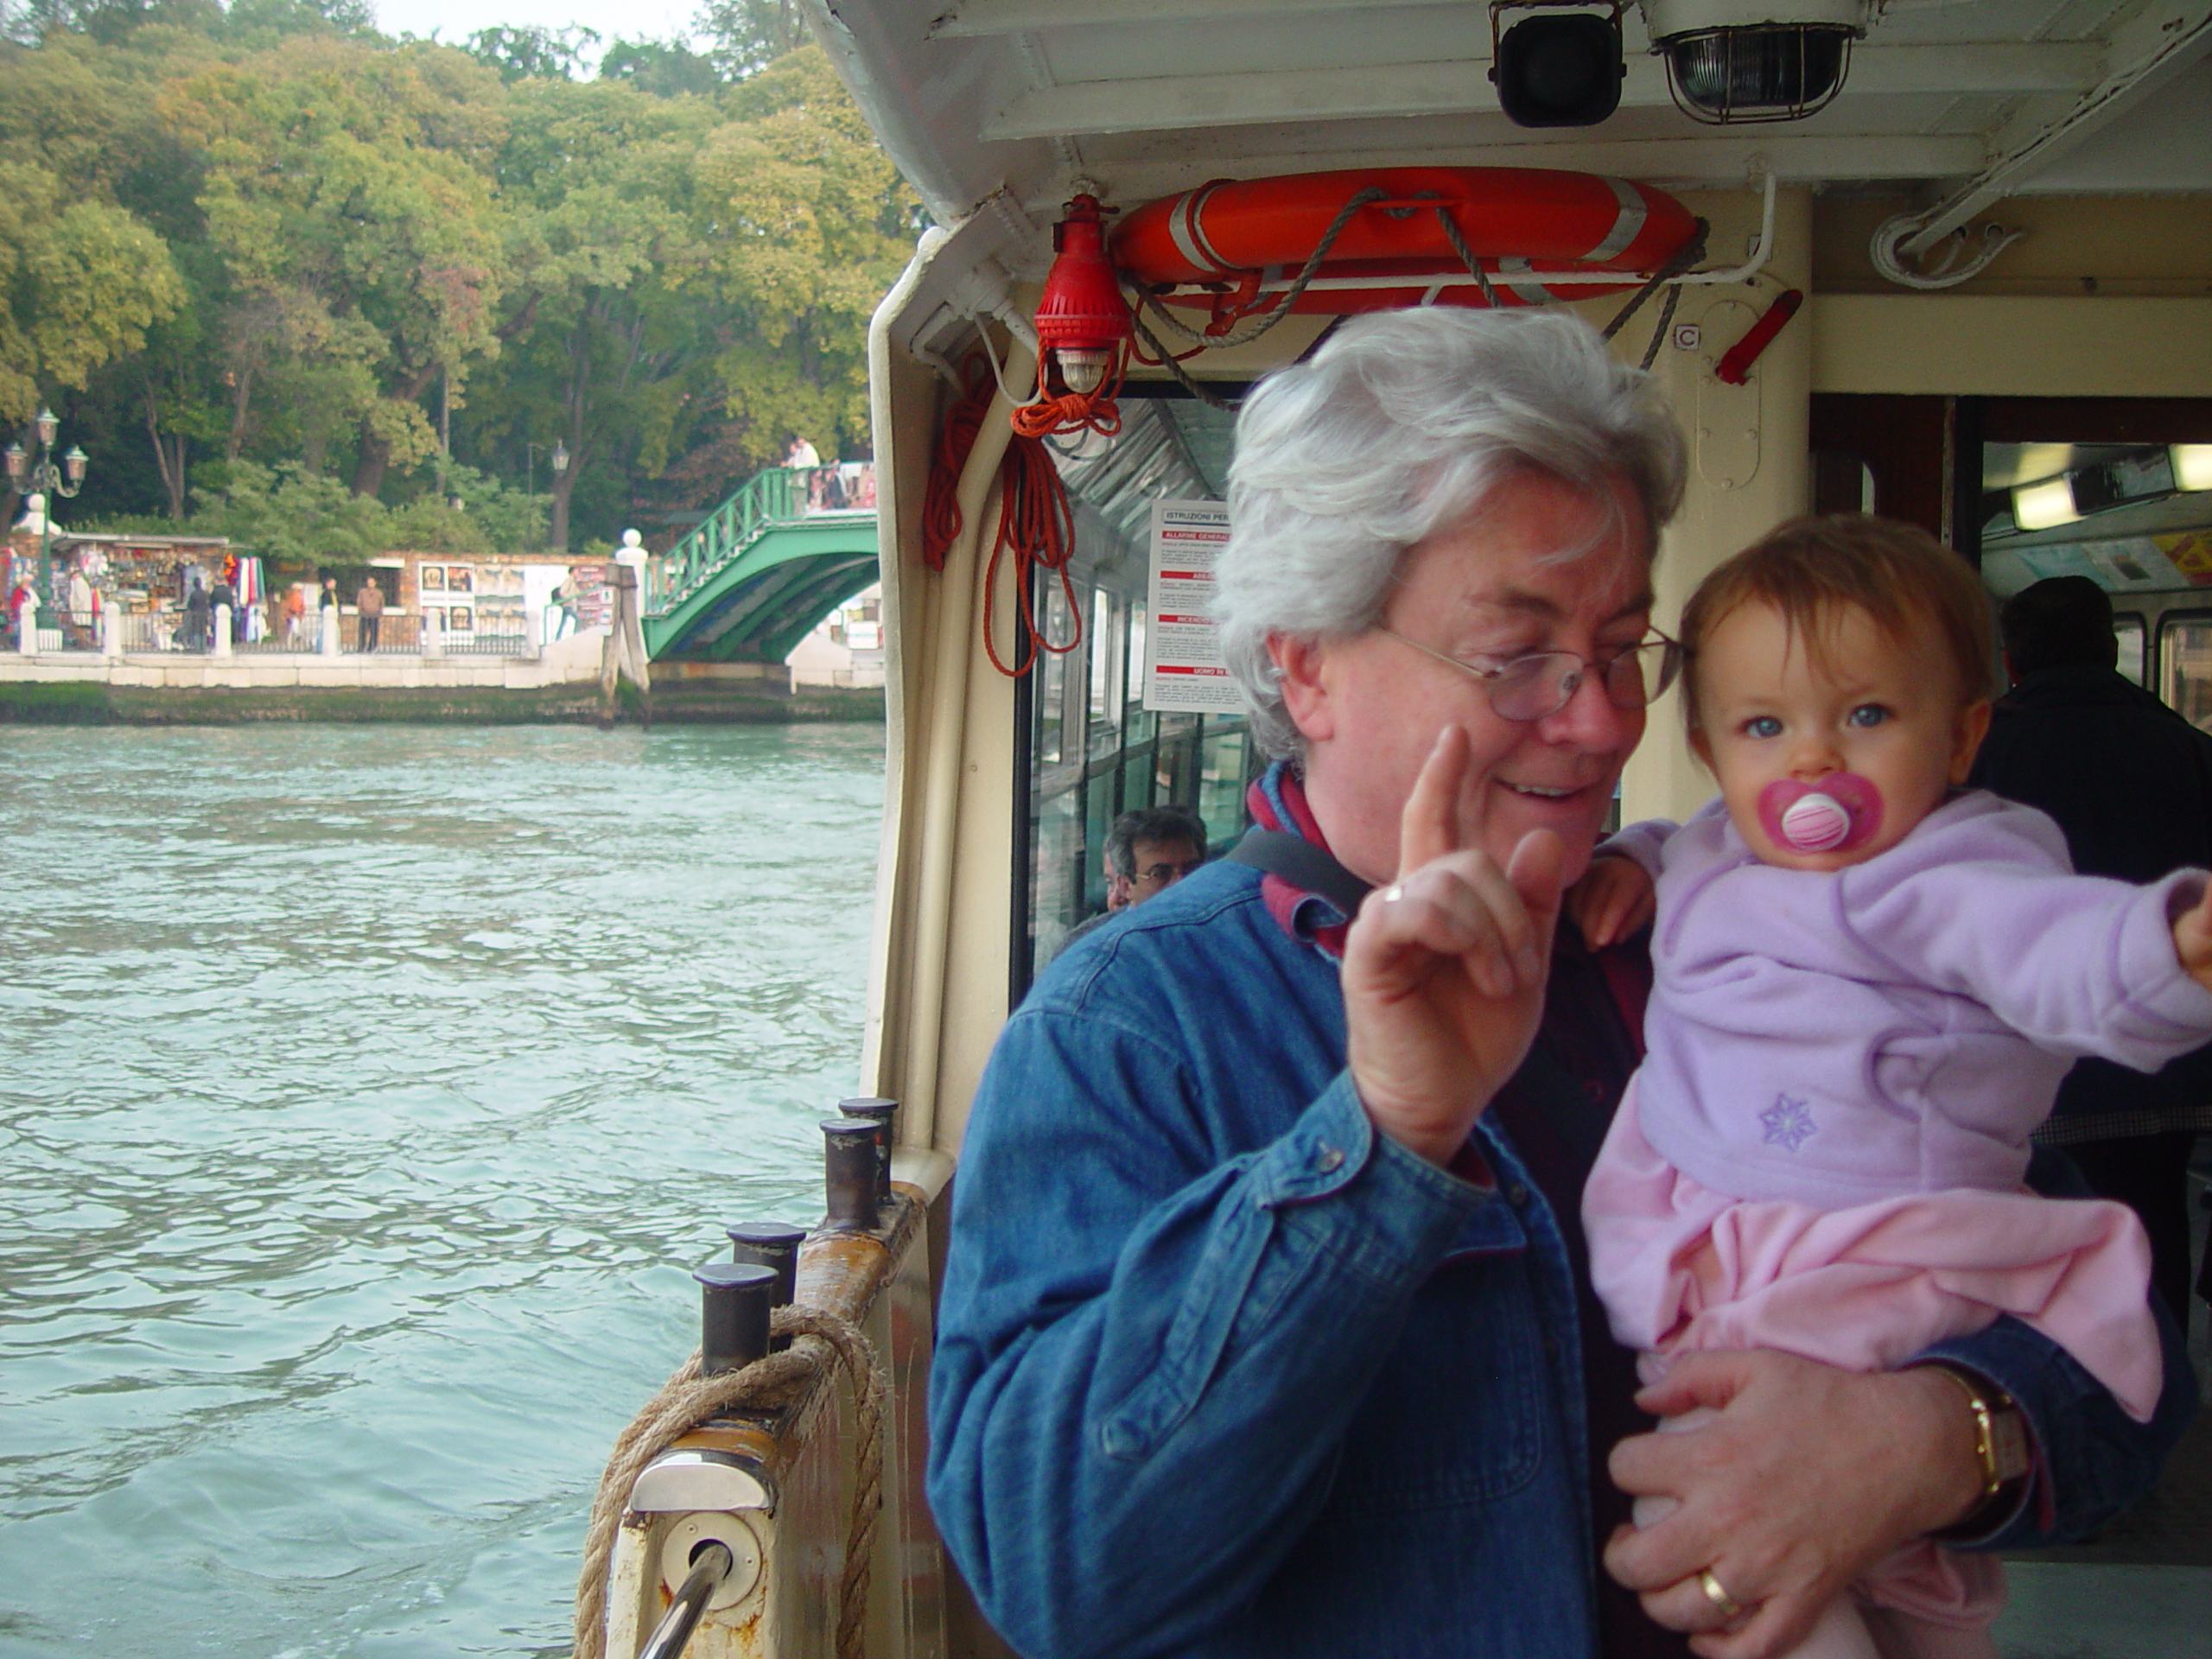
[812,0,2212,241]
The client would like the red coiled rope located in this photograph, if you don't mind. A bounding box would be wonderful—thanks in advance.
[1007,342,1128,442]
[918,355,1083,677]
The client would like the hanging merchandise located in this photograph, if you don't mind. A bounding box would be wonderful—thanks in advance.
[925,359,1082,677]
[1112,167,1701,339]
[1010,194,1135,441]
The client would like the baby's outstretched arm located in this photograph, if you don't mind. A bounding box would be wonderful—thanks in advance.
[1568,854,1656,950]
[2170,878,2212,994]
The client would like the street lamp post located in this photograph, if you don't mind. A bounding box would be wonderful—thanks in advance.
[6,408,89,615]
[525,440,569,549]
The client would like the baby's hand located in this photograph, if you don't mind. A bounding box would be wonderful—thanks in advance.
[2173,878,2212,995]
[1567,854,1656,950]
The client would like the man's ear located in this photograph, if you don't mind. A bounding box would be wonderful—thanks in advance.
[1950,698,1993,785]
[1269,632,1336,747]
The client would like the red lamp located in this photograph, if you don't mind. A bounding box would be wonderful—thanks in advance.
[1033,194,1132,398]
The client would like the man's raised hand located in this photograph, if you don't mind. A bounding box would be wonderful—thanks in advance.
[1342,726,1567,1166]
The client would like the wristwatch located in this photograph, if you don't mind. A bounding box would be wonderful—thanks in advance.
[1918,1362,2031,1507]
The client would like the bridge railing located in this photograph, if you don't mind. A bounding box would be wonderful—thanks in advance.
[646,467,804,617]
[645,465,876,619]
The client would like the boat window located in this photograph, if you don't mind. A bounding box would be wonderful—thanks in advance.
[2158,613,2212,735]
[1014,394,1261,995]
[2114,613,2145,687]
[1974,409,2212,717]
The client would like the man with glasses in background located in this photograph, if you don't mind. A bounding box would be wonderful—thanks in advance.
[1057,804,1209,957]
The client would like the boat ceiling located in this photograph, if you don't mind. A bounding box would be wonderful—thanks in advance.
[813,0,2212,231]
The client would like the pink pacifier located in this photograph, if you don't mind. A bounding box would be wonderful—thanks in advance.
[1757,773,1884,855]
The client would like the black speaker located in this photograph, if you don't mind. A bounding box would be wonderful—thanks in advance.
[1494,12,1624,129]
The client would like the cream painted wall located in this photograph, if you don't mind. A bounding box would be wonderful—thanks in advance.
[1618,185,1815,829]
[1811,296,2212,397]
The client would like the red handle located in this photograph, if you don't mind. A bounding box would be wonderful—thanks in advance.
[1714,289,1803,386]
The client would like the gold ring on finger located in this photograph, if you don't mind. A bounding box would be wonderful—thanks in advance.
[1697,1568,1744,1621]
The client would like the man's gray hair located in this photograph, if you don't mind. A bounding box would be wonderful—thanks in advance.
[1215,308,1687,758]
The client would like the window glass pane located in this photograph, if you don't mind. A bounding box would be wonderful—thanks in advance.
[2158,614,2212,734]
[2114,614,2145,687]
[1032,782,1084,964]
[1014,397,1254,995]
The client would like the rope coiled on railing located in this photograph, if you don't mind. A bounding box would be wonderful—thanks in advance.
[571,1305,887,1659]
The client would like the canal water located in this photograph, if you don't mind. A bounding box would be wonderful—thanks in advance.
[0,721,886,1658]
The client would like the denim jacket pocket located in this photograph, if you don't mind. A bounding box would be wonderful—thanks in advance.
[1325,1236,1550,1516]
[1098,1202,1275,1462]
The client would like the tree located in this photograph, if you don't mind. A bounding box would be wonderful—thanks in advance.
[468,74,721,550]
[692,46,919,468]
[464,22,599,84]
[692,0,803,80]
[157,35,512,496]
[598,37,721,99]
[0,34,186,519]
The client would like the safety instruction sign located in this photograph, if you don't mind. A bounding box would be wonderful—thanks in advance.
[1144,499,1238,713]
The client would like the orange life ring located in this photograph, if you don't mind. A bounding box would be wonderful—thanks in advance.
[1111,167,1700,327]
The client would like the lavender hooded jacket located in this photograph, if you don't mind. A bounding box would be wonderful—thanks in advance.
[1606,791,2212,1211]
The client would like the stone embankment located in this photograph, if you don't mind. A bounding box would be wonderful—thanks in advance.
[0,627,882,726]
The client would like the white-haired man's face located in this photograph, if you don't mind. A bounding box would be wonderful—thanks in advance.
[1272,470,1653,889]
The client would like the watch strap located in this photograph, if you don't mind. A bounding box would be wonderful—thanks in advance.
[1920,1362,2031,1499]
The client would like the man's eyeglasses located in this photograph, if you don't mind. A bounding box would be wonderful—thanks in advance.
[1375,627,1684,723]
[1132,859,1205,889]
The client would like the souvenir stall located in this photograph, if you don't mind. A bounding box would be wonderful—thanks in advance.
[54,533,234,649]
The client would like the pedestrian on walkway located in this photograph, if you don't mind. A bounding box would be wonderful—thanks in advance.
[356,575,385,652]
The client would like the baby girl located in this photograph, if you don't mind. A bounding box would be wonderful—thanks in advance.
[1571,513,2212,1659]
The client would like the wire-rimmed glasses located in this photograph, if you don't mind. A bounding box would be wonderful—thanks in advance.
[1375,627,1684,722]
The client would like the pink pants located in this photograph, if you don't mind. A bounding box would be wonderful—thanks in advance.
[1590,1081,2160,1659]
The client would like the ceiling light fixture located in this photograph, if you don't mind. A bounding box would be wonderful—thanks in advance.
[1640,0,1873,124]
[2010,476,2081,532]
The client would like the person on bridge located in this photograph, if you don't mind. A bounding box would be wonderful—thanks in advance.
[1969,574,2212,1320]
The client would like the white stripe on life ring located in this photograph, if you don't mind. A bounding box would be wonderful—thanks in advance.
[1580,178,1647,264]
[1167,187,1217,277]
[1185,184,1238,279]
[1497,257,1557,305]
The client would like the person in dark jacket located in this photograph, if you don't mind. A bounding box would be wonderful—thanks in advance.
[1970,574,2212,1316]
[183,575,211,652]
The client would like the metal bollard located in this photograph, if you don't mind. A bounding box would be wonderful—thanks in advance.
[821,1119,880,1232]
[692,1261,778,1376]
[725,1221,804,1351]
[836,1096,899,1204]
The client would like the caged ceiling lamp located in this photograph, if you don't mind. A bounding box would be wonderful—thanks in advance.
[1639,0,1874,124]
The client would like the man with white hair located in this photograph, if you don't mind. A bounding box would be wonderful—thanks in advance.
[927,308,2189,1659]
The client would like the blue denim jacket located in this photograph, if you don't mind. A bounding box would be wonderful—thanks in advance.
[928,817,2194,1659]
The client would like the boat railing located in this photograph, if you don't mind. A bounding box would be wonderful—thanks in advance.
[590,1107,960,1659]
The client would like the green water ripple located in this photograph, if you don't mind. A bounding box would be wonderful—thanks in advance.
[0,721,884,1656]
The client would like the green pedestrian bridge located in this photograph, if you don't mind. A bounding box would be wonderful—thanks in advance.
[642,467,880,664]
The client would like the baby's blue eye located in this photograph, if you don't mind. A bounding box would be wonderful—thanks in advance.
[1847,704,1890,728]
[1745,715,1783,738]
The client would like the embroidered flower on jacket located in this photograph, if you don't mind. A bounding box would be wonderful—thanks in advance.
[1760,1093,1817,1151]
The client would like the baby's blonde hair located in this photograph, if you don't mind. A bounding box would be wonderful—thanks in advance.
[1679,514,1996,730]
